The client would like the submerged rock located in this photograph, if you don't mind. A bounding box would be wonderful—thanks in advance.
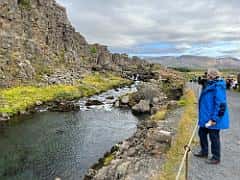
[106,96,114,100]
[35,100,43,106]
[85,99,104,106]
[49,101,80,112]
[114,100,120,108]
[0,113,10,122]
[0,116,9,122]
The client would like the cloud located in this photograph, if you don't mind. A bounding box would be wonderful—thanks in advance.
[176,43,192,50]
[56,0,240,57]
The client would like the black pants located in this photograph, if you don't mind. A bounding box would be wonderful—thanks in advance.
[198,127,220,160]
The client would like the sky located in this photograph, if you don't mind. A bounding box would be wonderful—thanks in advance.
[56,0,240,58]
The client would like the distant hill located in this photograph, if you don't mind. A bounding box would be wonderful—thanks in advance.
[146,55,240,70]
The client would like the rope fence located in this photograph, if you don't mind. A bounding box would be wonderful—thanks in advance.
[175,82,201,180]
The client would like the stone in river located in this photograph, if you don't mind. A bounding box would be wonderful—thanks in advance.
[106,96,114,100]
[86,99,104,106]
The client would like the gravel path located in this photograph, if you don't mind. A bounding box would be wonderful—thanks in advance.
[189,89,240,180]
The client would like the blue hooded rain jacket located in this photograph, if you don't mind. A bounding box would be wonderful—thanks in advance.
[198,79,229,130]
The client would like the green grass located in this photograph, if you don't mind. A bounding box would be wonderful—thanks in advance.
[151,109,167,121]
[152,89,197,180]
[177,95,189,106]
[0,72,131,117]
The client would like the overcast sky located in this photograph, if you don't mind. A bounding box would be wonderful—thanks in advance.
[56,0,240,58]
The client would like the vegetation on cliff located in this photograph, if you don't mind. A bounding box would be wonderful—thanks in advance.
[18,0,31,10]
[0,72,131,117]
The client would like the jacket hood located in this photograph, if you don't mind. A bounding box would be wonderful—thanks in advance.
[207,78,226,89]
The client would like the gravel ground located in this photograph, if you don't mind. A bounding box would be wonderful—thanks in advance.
[189,88,240,180]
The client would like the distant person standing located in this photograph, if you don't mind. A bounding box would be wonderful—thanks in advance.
[232,80,238,90]
[226,78,232,90]
[198,72,208,90]
[237,73,240,90]
[194,68,229,164]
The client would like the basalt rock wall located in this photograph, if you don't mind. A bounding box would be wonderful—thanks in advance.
[0,0,150,87]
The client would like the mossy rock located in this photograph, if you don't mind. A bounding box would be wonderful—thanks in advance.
[103,154,114,166]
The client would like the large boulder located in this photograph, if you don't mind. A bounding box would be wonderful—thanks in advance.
[120,95,130,105]
[132,100,150,114]
[137,82,166,103]
[144,129,172,155]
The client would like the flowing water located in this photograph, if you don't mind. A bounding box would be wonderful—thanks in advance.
[0,83,139,180]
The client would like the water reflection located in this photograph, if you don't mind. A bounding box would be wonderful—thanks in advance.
[0,109,138,180]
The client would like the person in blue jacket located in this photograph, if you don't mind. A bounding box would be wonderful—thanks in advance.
[194,68,229,164]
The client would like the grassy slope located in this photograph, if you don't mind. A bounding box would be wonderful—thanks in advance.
[152,89,197,180]
[0,72,131,116]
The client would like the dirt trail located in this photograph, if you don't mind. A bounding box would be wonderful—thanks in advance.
[189,86,240,180]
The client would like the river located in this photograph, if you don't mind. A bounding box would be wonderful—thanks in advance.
[0,83,140,180]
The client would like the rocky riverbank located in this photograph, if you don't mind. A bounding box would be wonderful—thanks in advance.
[0,72,132,123]
[85,108,184,180]
[84,72,185,179]
[0,1,188,178]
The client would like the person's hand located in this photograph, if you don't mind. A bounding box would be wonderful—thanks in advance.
[208,120,216,125]
[205,120,216,127]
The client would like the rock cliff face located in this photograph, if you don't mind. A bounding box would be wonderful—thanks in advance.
[0,0,150,87]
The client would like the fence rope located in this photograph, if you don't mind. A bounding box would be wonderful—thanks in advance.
[175,83,201,180]
[175,120,198,180]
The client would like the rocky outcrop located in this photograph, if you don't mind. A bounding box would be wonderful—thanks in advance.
[0,0,152,87]
[118,80,172,114]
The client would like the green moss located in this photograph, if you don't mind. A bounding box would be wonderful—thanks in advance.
[90,47,97,54]
[103,154,114,166]
[151,110,167,121]
[18,0,31,10]
[0,72,131,117]
[177,99,187,106]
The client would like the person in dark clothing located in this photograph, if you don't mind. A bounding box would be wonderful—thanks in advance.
[198,72,208,90]
[194,68,229,165]
[237,73,240,91]
[226,78,232,90]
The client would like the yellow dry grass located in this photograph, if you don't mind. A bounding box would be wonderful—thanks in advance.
[151,109,167,121]
[152,89,197,180]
